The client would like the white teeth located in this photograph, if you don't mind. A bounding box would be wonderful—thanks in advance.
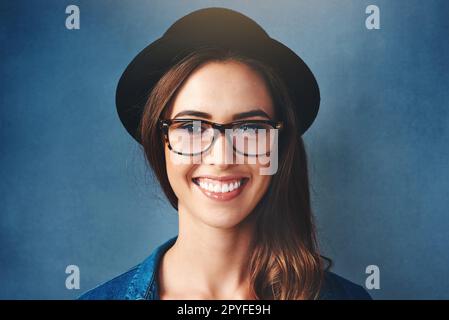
[194,178,245,193]
[222,184,229,193]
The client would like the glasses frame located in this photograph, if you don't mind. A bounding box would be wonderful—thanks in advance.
[159,118,283,157]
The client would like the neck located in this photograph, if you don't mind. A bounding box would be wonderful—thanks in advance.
[159,203,257,299]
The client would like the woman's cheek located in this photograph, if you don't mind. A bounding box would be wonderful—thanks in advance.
[165,148,192,197]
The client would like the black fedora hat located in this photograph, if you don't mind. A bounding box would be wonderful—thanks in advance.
[116,7,320,144]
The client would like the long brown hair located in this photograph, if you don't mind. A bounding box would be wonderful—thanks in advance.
[138,46,330,299]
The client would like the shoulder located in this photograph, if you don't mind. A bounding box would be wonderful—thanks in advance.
[77,236,178,300]
[77,265,139,300]
[319,271,373,300]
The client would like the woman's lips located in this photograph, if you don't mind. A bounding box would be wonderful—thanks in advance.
[192,177,249,201]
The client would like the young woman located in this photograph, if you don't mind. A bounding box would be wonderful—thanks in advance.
[79,7,371,300]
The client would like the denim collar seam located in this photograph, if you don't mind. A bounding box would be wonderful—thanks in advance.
[124,236,178,300]
[144,271,156,299]
[144,236,178,300]
[124,262,145,300]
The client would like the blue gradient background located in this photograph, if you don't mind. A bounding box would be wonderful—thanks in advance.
[1,0,448,299]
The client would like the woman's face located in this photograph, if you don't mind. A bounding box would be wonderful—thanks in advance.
[164,60,275,229]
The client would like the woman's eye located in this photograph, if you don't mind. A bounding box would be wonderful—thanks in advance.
[180,122,203,133]
[238,124,263,131]
[180,123,195,131]
[179,123,192,130]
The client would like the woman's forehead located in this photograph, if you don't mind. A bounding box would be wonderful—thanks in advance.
[168,61,275,120]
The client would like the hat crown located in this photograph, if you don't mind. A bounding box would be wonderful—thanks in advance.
[163,7,269,42]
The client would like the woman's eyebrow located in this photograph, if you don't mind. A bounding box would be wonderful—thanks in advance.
[232,109,270,120]
[172,109,270,120]
[173,110,211,119]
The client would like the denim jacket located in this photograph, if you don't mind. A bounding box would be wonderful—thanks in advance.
[78,236,372,300]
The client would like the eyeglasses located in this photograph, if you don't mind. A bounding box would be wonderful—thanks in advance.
[159,118,283,156]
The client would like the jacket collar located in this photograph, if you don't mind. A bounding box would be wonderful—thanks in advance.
[125,235,178,300]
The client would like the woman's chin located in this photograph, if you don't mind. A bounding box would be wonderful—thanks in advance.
[194,208,251,229]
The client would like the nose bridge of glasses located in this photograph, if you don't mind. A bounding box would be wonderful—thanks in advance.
[209,122,234,134]
[201,125,234,163]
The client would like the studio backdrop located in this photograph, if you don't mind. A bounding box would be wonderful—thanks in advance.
[1,0,448,299]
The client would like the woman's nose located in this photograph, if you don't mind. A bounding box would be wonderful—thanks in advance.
[201,131,234,167]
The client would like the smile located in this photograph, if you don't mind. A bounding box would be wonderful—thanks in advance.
[192,176,249,201]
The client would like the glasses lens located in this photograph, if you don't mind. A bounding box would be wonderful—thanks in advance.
[168,120,214,155]
[232,122,276,156]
